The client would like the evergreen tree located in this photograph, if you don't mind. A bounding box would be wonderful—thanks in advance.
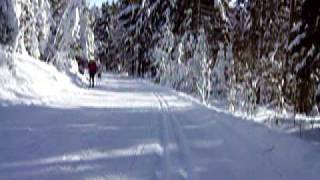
[0,0,18,46]
[289,0,320,113]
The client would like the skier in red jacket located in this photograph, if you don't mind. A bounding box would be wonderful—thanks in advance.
[88,60,97,88]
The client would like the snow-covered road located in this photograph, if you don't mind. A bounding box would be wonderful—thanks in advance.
[1,73,320,180]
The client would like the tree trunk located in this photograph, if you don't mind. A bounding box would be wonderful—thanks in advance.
[289,0,295,42]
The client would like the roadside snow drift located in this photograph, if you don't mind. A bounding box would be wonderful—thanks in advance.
[0,52,84,106]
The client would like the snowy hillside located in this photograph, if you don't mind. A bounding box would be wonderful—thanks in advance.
[0,50,86,107]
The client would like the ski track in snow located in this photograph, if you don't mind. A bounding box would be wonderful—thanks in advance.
[154,92,193,180]
[0,59,320,180]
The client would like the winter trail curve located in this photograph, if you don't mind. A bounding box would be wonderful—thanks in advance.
[0,73,320,180]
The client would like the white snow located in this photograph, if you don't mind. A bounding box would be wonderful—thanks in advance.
[0,53,320,180]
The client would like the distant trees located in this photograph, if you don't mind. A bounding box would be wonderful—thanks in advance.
[44,0,95,70]
[1,0,95,72]
[93,3,112,69]
[2,0,319,114]
[0,0,18,45]
[0,0,52,58]
[228,0,291,113]
[3,0,318,114]
[227,0,320,114]
[288,0,320,113]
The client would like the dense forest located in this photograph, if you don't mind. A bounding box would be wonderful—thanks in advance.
[1,0,320,115]
[94,0,320,115]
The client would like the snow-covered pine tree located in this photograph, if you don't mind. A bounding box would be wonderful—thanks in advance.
[49,0,94,70]
[134,0,174,77]
[13,0,51,59]
[114,0,141,75]
[192,29,212,104]
[227,0,290,114]
[93,2,115,70]
[49,0,68,25]
[152,23,176,86]
[0,0,18,46]
[0,0,52,59]
[47,0,68,60]
[115,0,176,76]
[288,0,320,113]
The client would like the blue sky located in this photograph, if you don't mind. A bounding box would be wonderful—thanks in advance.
[89,0,117,6]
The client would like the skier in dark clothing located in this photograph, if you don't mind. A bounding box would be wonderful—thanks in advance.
[97,61,103,79]
[88,60,97,88]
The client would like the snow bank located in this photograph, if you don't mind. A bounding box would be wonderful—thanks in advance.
[0,50,87,106]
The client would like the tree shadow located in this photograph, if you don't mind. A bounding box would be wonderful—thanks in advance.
[0,104,192,179]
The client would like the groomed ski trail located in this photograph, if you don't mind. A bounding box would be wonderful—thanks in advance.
[154,92,194,180]
[1,73,320,180]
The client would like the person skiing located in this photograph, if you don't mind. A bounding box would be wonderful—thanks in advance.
[88,60,97,88]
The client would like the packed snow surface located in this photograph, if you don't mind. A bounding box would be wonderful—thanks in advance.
[0,54,320,180]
